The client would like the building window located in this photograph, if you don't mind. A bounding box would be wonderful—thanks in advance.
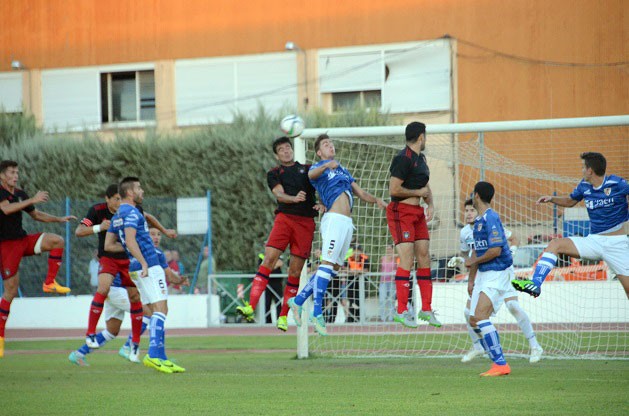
[100,70,155,123]
[332,90,381,112]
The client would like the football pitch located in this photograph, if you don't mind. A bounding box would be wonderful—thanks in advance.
[1,335,627,415]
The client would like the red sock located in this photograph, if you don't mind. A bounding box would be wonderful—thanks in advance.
[249,265,272,309]
[280,275,301,316]
[130,301,143,344]
[416,267,433,311]
[86,292,106,335]
[45,248,64,285]
[0,298,12,338]
[395,268,411,314]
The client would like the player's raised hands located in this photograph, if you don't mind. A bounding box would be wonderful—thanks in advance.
[31,191,49,204]
[164,229,178,239]
[326,160,339,170]
[536,196,553,204]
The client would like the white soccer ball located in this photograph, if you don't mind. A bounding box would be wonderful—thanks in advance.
[279,114,305,138]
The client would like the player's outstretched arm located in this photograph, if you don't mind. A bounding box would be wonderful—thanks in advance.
[351,183,387,209]
[29,209,76,223]
[308,160,338,180]
[76,219,110,237]
[537,195,578,207]
[145,212,177,239]
[271,184,306,204]
[0,190,48,215]
[388,177,429,200]
[165,267,188,286]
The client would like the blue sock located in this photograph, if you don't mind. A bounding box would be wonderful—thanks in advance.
[478,320,507,365]
[125,315,150,347]
[148,312,167,360]
[295,269,338,306]
[532,253,558,286]
[473,327,488,352]
[312,266,333,317]
[78,330,115,356]
[77,344,91,356]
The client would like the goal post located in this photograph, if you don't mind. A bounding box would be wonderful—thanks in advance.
[294,115,629,359]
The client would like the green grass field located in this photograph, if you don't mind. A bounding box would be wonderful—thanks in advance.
[1,335,627,415]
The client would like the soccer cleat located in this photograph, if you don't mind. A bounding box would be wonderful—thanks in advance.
[309,314,327,336]
[143,355,173,374]
[118,344,131,360]
[68,351,89,367]
[43,280,71,294]
[461,347,485,363]
[128,343,141,363]
[287,297,302,327]
[162,359,186,373]
[85,334,100,349]
[529,346,544,363]
[418,310,442,328]
[0,336,5,358]
[480,363,511,377]
[276,315,288,332]
[393,311,418,328]
[236,301,255,323]
[511,279,541,298]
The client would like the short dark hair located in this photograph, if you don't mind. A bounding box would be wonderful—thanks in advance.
[405,122,426,142]
[272,137,292,154]
[0,160,18,174]
[464,198,474,207]
[314,134,330,152]
[119,176,140,198]
[105,184,119,199]
[473,181,495,204]
[580,152,606,176]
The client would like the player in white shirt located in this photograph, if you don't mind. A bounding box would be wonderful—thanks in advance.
[449,199,542,363]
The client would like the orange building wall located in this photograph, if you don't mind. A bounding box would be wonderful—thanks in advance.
[1,0,627,123]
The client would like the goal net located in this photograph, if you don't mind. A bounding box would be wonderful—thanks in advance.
[295,116,629,359]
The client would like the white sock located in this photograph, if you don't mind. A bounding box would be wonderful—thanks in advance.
[506,300,540,349]
[464,307,483,350]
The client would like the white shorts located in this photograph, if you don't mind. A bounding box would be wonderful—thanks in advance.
[569,234,629,276]
[103,286,130,322]
[319,213,354,266]
[130,265,168,304]
[470,266,517,316]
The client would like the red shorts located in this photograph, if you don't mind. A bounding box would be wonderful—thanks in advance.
[0,233,43,280]
[266,213,316,259]
[386,202,429,245]
[99,256,135,287]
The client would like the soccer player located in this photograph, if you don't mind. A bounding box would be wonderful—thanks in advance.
[69,228,187,366]
[0,160,75,357]
[105,177,183,373]
[78,184,176,361]
[451,199,543,363]
[236,136,322,331]
[288,134,387,336]
[465,181,513,377]
[512,152,629,298]
[386,122,440,328]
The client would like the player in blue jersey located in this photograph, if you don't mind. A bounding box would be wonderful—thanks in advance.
[465,181,513,376]
[105,177,184,374]
[512,152,629,298]
[69,227,186,367]
[288,134,387,335]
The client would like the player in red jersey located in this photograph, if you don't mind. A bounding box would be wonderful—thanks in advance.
[0,160,76,357]
[386,122,441,328]
[236,136,323,331]
[76,183,176,361]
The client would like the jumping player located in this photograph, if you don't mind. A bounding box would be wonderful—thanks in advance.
[0,160,75,357]
[236,136,322,331]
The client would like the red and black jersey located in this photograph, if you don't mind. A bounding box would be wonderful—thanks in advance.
[81,202,128,259]
[389,146,430,202]
[267,162,317,217]
[0,187,35,241]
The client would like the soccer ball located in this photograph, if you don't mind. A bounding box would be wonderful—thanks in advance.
[280,114,305,138]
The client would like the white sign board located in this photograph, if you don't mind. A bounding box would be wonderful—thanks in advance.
[176,197,208,235]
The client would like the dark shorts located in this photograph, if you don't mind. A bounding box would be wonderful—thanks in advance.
[99,256,135,287]
[386,202,429,245]
[266,213,315,259]
[0,233,43,280]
